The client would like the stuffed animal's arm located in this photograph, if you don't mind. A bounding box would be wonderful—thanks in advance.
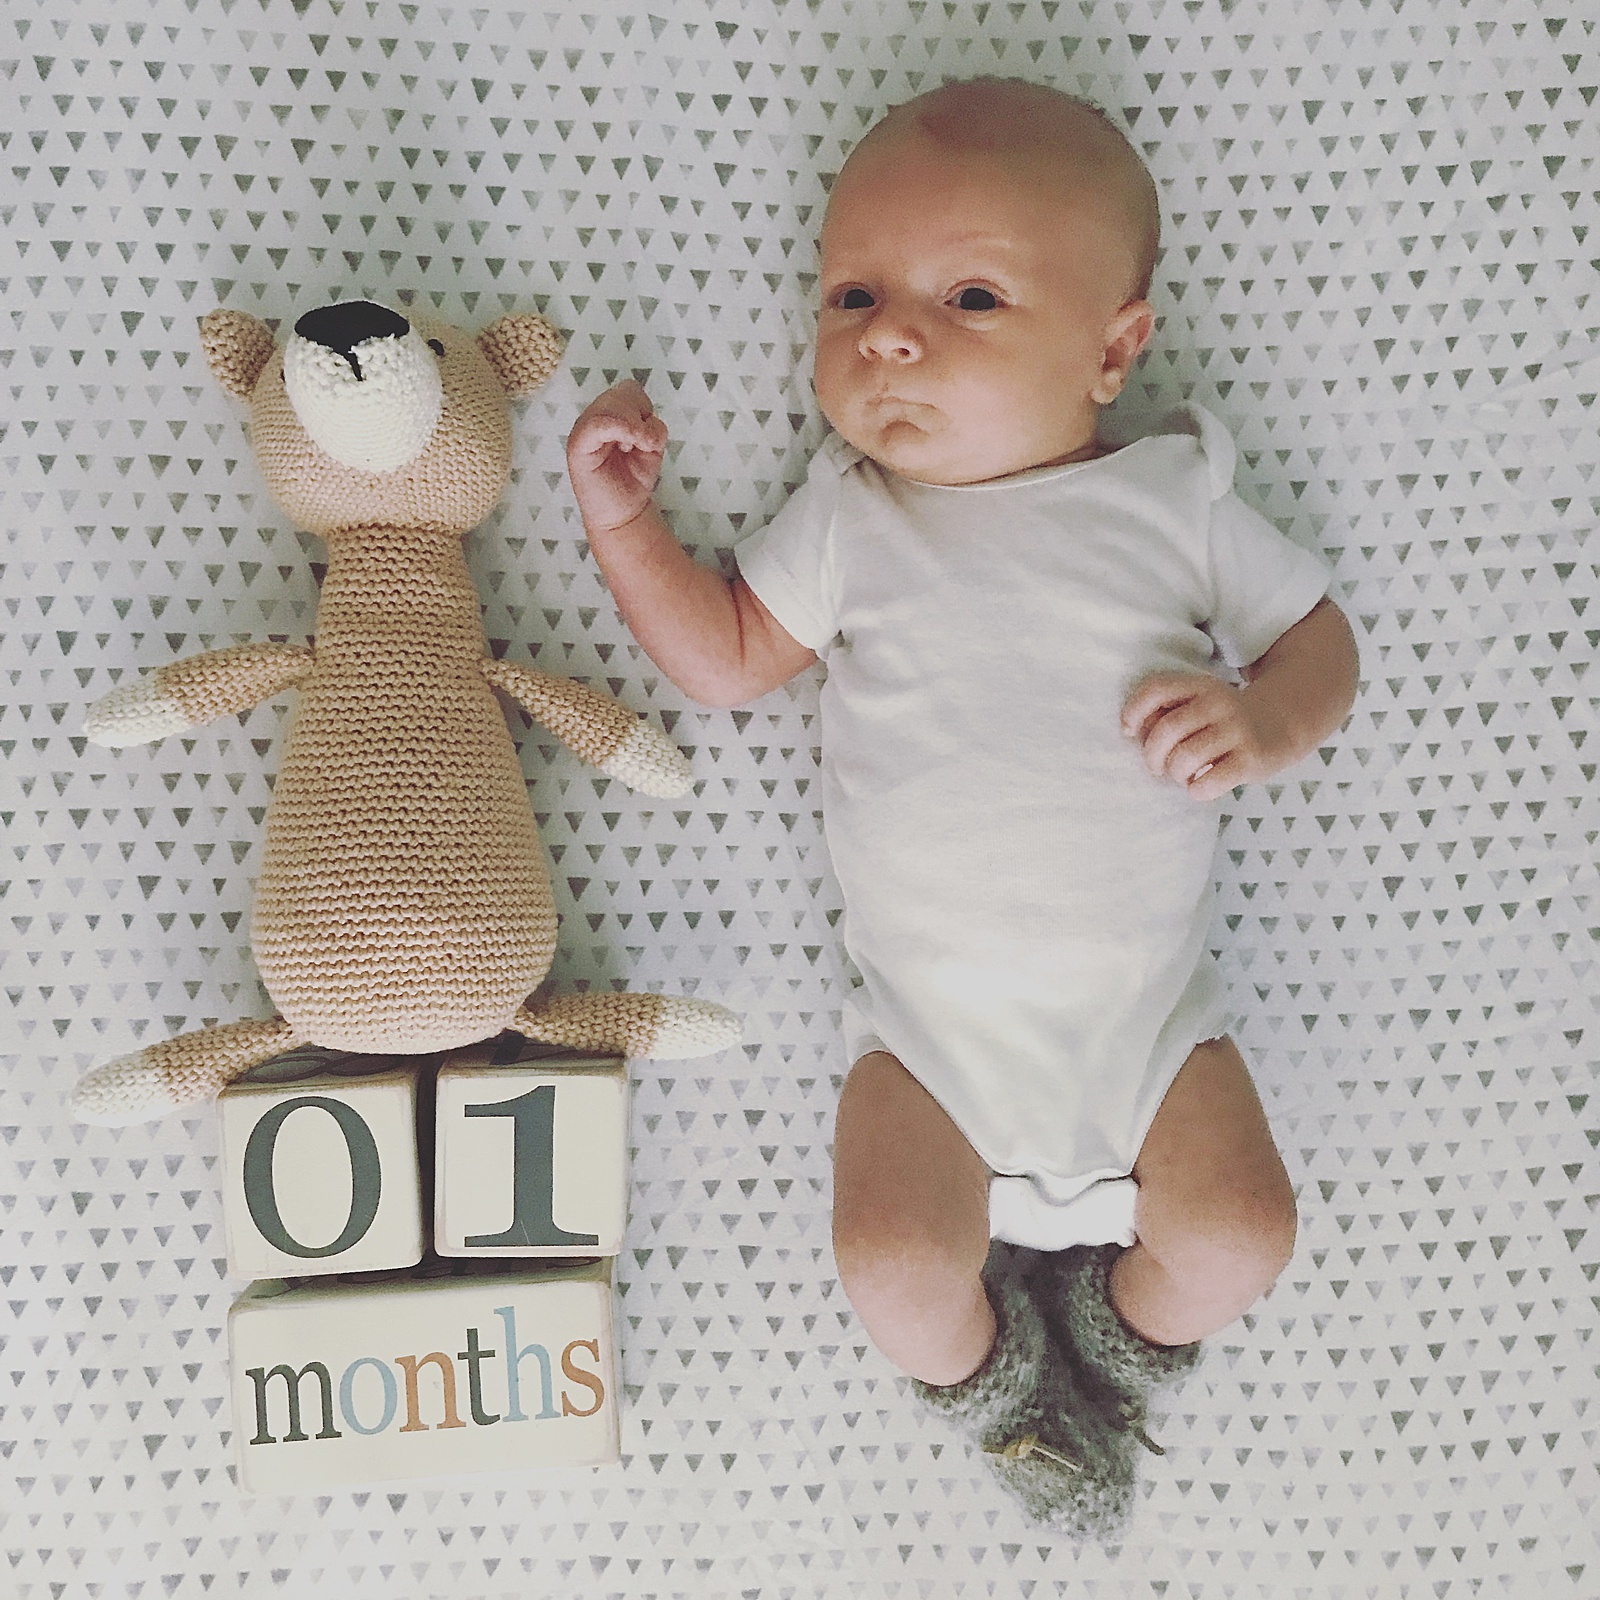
[482,658,692,798]
[85,643,314,747]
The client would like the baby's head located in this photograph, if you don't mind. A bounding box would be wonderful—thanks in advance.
[815,78,1159,486]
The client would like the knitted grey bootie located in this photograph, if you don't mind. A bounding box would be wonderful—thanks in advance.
[910,1275,1128,1540]
[1032,1244,1199,1500]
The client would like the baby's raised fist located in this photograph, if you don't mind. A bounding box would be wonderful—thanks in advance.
[567,380,670,537]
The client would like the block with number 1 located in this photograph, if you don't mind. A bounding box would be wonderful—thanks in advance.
[433,1037,629,1258]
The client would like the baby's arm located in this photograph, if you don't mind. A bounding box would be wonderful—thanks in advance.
[566,381,817,709]
[1121,597,1359,801]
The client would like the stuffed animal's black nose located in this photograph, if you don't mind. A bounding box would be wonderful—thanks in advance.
[292,301,411,378]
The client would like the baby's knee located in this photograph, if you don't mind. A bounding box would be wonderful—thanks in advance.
[1193,1173,1298,1289]
[832,1220,994,1383]
[1150,1163,1298,1296]
[1228,1175,1298,1284]
[833,1214,980,1326]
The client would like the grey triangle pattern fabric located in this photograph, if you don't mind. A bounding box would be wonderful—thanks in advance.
[3,1,1598,1595]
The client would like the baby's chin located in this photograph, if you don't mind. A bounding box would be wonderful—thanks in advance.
[854,426,1040,487]
[830,412,996,486]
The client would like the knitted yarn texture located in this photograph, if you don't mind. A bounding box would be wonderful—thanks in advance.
[1030,1243,1201,1533]
[73,301,739,1123]
[251,521,559,1052]
[1033,1244,1201,1398]
[911,1275,1131,1542]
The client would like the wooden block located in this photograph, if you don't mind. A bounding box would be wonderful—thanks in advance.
[219,1052,425,1280]
[228,1257,618,1492]
[433,1037,629,1259]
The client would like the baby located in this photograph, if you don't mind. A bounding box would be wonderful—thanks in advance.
[567,78,1358,1540]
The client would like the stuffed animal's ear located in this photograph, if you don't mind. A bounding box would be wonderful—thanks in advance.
[477,312,564,397]
[201,309,277,400]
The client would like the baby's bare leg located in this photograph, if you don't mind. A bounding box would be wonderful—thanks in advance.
[1112,1035,1298,1346]
[832,1051,996,1385]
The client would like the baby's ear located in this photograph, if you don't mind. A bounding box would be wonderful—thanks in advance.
[201,308,277,399]
[1091,300,1157,407]
[477,311,564,397]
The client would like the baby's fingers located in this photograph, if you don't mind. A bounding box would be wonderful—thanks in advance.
[571,380,665,444]
[1163,723,1236,788]
[569,405,668,462]
[1136,699,1217,781]
[1121,673,1209,744]
[583,377,655,424]
[1184,750,1247,802]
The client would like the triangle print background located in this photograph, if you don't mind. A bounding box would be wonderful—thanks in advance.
[2,0,1596,1596]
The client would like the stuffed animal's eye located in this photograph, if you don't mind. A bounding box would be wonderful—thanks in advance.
[836,287,875,311]
[953,286,999,312]
[427,338,445,357]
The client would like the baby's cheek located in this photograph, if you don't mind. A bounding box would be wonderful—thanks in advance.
[812,379,858,443]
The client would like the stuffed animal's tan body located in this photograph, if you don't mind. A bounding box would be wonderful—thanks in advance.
[73,300,738,1123]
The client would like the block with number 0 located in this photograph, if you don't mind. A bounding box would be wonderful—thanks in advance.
[433,1039,629,1258]
[219,1051,425,1281]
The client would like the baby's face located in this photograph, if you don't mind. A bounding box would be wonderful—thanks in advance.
[815,129,1149,485]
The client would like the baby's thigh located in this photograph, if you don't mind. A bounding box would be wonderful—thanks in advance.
[1132,1035,1298,1270]
[832,1051,992,1277]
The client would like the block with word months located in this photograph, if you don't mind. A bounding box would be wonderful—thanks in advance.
[229,1257,618,1492]
[219,1052,425,1280]
[433,1038,629,1259]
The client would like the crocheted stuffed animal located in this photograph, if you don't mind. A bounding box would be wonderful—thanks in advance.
[72,299,739,1124]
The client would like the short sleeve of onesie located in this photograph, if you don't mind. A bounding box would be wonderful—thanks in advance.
[1178,405,1335,666]
[733,432,860,655]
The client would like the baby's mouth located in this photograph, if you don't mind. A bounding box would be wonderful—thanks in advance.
[867,392,936,424]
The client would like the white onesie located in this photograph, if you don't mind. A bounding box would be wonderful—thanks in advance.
[737,406,1332,1249]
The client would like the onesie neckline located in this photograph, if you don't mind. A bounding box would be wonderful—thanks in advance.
[820,402,1220,496]
[882,430,1166,496]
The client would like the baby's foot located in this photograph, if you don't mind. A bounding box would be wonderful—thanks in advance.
[1030,1244,1200,1534]
[911,1275,1125,1540]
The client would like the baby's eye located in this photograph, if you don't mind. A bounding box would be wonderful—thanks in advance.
[835,287,876,310]
[953,286,1000,312]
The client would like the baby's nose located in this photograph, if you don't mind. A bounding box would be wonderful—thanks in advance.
[858,312,922,362]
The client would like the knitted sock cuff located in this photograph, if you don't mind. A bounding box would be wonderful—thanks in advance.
[1062,1245,1200,1392]
[911,1277,1047,1435]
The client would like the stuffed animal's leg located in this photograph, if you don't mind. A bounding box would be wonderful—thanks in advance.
[511,992,740,1059]
[481,658,693,797]
[70,1016,304,1125]
[86,643,313,746]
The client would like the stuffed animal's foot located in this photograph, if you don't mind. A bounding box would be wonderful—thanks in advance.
[512,992,740,1059]
[71,1016,303,1124]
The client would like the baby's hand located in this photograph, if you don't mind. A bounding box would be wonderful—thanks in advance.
[1120,672,1281,802]
[566,380,670,537]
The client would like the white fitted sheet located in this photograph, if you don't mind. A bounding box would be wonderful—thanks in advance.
[3,1,1596,1595]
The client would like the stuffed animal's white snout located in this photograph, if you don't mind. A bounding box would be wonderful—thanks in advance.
[282,300,444,472]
